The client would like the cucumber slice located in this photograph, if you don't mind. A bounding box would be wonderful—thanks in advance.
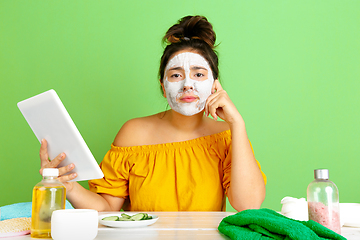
[102,213,153,222]
[117,217,134,221]
[121,213,131,219]
[130,213,146,221]
[102,216,119,221]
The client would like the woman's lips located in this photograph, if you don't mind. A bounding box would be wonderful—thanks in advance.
[180,96,198,102]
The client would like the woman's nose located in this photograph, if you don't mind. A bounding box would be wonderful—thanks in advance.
[182,76,194,92]
[183,85,194,92]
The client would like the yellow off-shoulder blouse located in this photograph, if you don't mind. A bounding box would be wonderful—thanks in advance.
[88,130,266,211]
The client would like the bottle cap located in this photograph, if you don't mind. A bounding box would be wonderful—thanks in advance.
[314,169,329,180]
[43,168,59,177]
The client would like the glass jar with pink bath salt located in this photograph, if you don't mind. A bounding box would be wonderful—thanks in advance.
[307,169,341,234]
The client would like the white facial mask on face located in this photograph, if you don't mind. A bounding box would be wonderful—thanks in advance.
[164,52,214,116]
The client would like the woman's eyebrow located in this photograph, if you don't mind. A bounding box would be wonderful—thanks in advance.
[168,66,184,71]
[191,66,208,71]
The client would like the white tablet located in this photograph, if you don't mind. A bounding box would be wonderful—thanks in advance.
[17,89,104,182]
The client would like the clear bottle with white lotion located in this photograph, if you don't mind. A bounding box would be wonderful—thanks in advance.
[307,169,340,234]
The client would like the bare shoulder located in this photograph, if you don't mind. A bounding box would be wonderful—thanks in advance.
[113,114,162,147]
[203,117,230,135]
[214,120,230,132]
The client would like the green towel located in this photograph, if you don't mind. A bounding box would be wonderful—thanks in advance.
[218,208,346,240]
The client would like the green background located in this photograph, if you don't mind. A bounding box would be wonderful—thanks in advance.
[1,0,359,212]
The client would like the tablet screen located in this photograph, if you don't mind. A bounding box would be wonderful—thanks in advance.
[17,89,104,182]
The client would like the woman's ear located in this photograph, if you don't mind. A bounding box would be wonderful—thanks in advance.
[211,79,218,94]
[160,81,167,98]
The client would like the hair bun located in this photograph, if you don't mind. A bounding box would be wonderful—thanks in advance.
[164,15,216,48]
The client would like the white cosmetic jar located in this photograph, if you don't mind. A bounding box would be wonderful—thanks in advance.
[51,209,98,240]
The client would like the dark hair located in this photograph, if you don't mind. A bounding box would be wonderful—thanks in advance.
[159,16,219,93]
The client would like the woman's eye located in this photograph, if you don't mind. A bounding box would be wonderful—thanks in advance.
[171,73,181,78]
[195,73,204,78]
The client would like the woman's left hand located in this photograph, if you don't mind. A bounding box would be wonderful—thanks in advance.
[205,80,243,125]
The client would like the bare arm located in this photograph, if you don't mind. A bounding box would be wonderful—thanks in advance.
[39,139,125,211]
[226,121,266,211]
[66,183,125,211]
[205,80,266,211]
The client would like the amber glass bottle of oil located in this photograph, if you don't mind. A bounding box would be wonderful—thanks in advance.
[31,168,66,238]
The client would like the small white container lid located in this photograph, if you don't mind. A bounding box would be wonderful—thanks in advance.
[42,168,59,177]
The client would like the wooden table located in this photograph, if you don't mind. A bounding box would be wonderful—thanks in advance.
[8,211,360,239]
[97,211,232,240]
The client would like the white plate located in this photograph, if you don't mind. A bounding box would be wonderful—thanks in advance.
[99,213,159,228]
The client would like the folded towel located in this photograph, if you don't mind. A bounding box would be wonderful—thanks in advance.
[218,208,346,240]
[0,201,74,221]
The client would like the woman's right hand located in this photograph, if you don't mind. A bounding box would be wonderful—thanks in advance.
[39,139,78,192]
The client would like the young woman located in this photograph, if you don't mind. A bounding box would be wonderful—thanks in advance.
[39,15,266,212]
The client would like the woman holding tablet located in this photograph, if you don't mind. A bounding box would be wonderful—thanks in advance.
[39,15,266,212]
